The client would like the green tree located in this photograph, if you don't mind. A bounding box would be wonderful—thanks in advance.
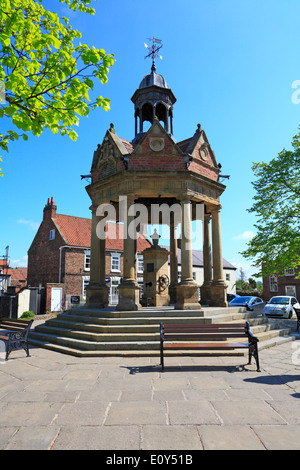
[242,129,300,278]
[0,0,114,175]
[248,278,256,289]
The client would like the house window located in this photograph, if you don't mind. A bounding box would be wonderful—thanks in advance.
[226,273,230,282]
[285,285,296,297]
[82,277,90,298]
[111,253,121,272]
[50,229,55,240]
[270,274,278,292]
[84,250,91,271]
[137,255,143,273]
[284,268,295,276]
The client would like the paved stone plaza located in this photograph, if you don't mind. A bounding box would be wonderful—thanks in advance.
[1,336,300,451]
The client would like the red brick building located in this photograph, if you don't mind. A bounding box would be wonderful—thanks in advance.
[263,268,300,301]
[0,258,27,296]
[27,198,151,312]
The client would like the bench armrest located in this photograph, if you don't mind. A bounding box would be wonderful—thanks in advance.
[245,321,259,344]
[160,322,164,341]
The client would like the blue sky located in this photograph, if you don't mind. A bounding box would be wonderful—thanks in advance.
[1,0,300,280]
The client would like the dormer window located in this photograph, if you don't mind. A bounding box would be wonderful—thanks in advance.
[50,229,55,240]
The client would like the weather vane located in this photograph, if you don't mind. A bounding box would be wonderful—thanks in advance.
[144,36,163,71]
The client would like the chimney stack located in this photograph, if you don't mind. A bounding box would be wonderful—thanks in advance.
[43,197,57,220]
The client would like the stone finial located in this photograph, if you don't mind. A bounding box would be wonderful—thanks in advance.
[150,228,160,247]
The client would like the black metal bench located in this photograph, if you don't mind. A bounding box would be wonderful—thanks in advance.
[160,321,260,372]
[294,307,300,331]
[0,318,33,360]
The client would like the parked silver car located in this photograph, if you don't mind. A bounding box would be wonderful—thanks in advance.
[229,296,265,314]
[263,296,300,319]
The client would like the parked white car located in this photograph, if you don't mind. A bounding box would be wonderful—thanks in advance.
[263,296,300,319]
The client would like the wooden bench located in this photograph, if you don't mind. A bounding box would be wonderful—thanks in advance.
[160,321,260,372]
[0,318,34,360]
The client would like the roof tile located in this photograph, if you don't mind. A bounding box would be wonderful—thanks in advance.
[53,216,151,252]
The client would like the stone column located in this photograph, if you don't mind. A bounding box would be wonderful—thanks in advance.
[85,210,109,308]
[116,195,141,311]
[210,205,228,307]
[175,199,201,310]
[134,114,138,137]
[200,211,212,305]
[164,108,169,133]
[169,215,178,304]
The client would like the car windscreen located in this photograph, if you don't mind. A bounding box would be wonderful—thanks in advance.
[269,297,289,305]
[231,297,252,304]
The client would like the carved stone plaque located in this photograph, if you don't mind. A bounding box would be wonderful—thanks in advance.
[149,137,165,152]
[199,147,208,161]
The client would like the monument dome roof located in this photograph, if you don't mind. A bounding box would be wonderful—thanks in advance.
[139,67,169,89]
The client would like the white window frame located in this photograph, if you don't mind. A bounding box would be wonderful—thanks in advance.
[111,253,121,272]
[270,274,278,292]
[285,285,296,297]
[82,276,90,299]
[84,249,91,271]
[137,255,143,273]
[50,229,55,240]
[284,268,295,276]
[226,273,230,282]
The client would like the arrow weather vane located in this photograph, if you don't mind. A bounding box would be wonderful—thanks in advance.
[144,36,163,71]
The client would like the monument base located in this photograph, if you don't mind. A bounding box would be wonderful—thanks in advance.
[116,280,141,311]
[209,280,228,307]
[175,281,201,310]
[142,292,170,307]
[200,281,212,306]
[169,282,177,304]
[85,283,109,309]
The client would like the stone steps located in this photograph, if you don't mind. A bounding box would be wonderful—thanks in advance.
[28,306,297,357]
[31,316,283,344]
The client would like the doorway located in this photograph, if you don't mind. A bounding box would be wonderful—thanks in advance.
[51,287,63,312]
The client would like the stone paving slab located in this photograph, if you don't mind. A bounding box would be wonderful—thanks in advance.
[0,339,300,450]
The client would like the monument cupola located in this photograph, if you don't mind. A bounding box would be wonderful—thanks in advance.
[131,37,176,138]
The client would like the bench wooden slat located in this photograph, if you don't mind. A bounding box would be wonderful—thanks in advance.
[0,318,31,332]
[164,323,246,327]
[0,326,27,332]
[163,327,246,334]
[164,331,245,340]
[163,342,249,350]
[164,324,245,330]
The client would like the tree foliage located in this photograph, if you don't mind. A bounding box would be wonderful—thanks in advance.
[242,129,300,278]
[0,0,114,175]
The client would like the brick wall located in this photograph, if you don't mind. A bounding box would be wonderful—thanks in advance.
[127,154,186,171]
[92,134,220,181]
[263,271,300,300]
[62,249,89,298]
[27,219,64,287]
